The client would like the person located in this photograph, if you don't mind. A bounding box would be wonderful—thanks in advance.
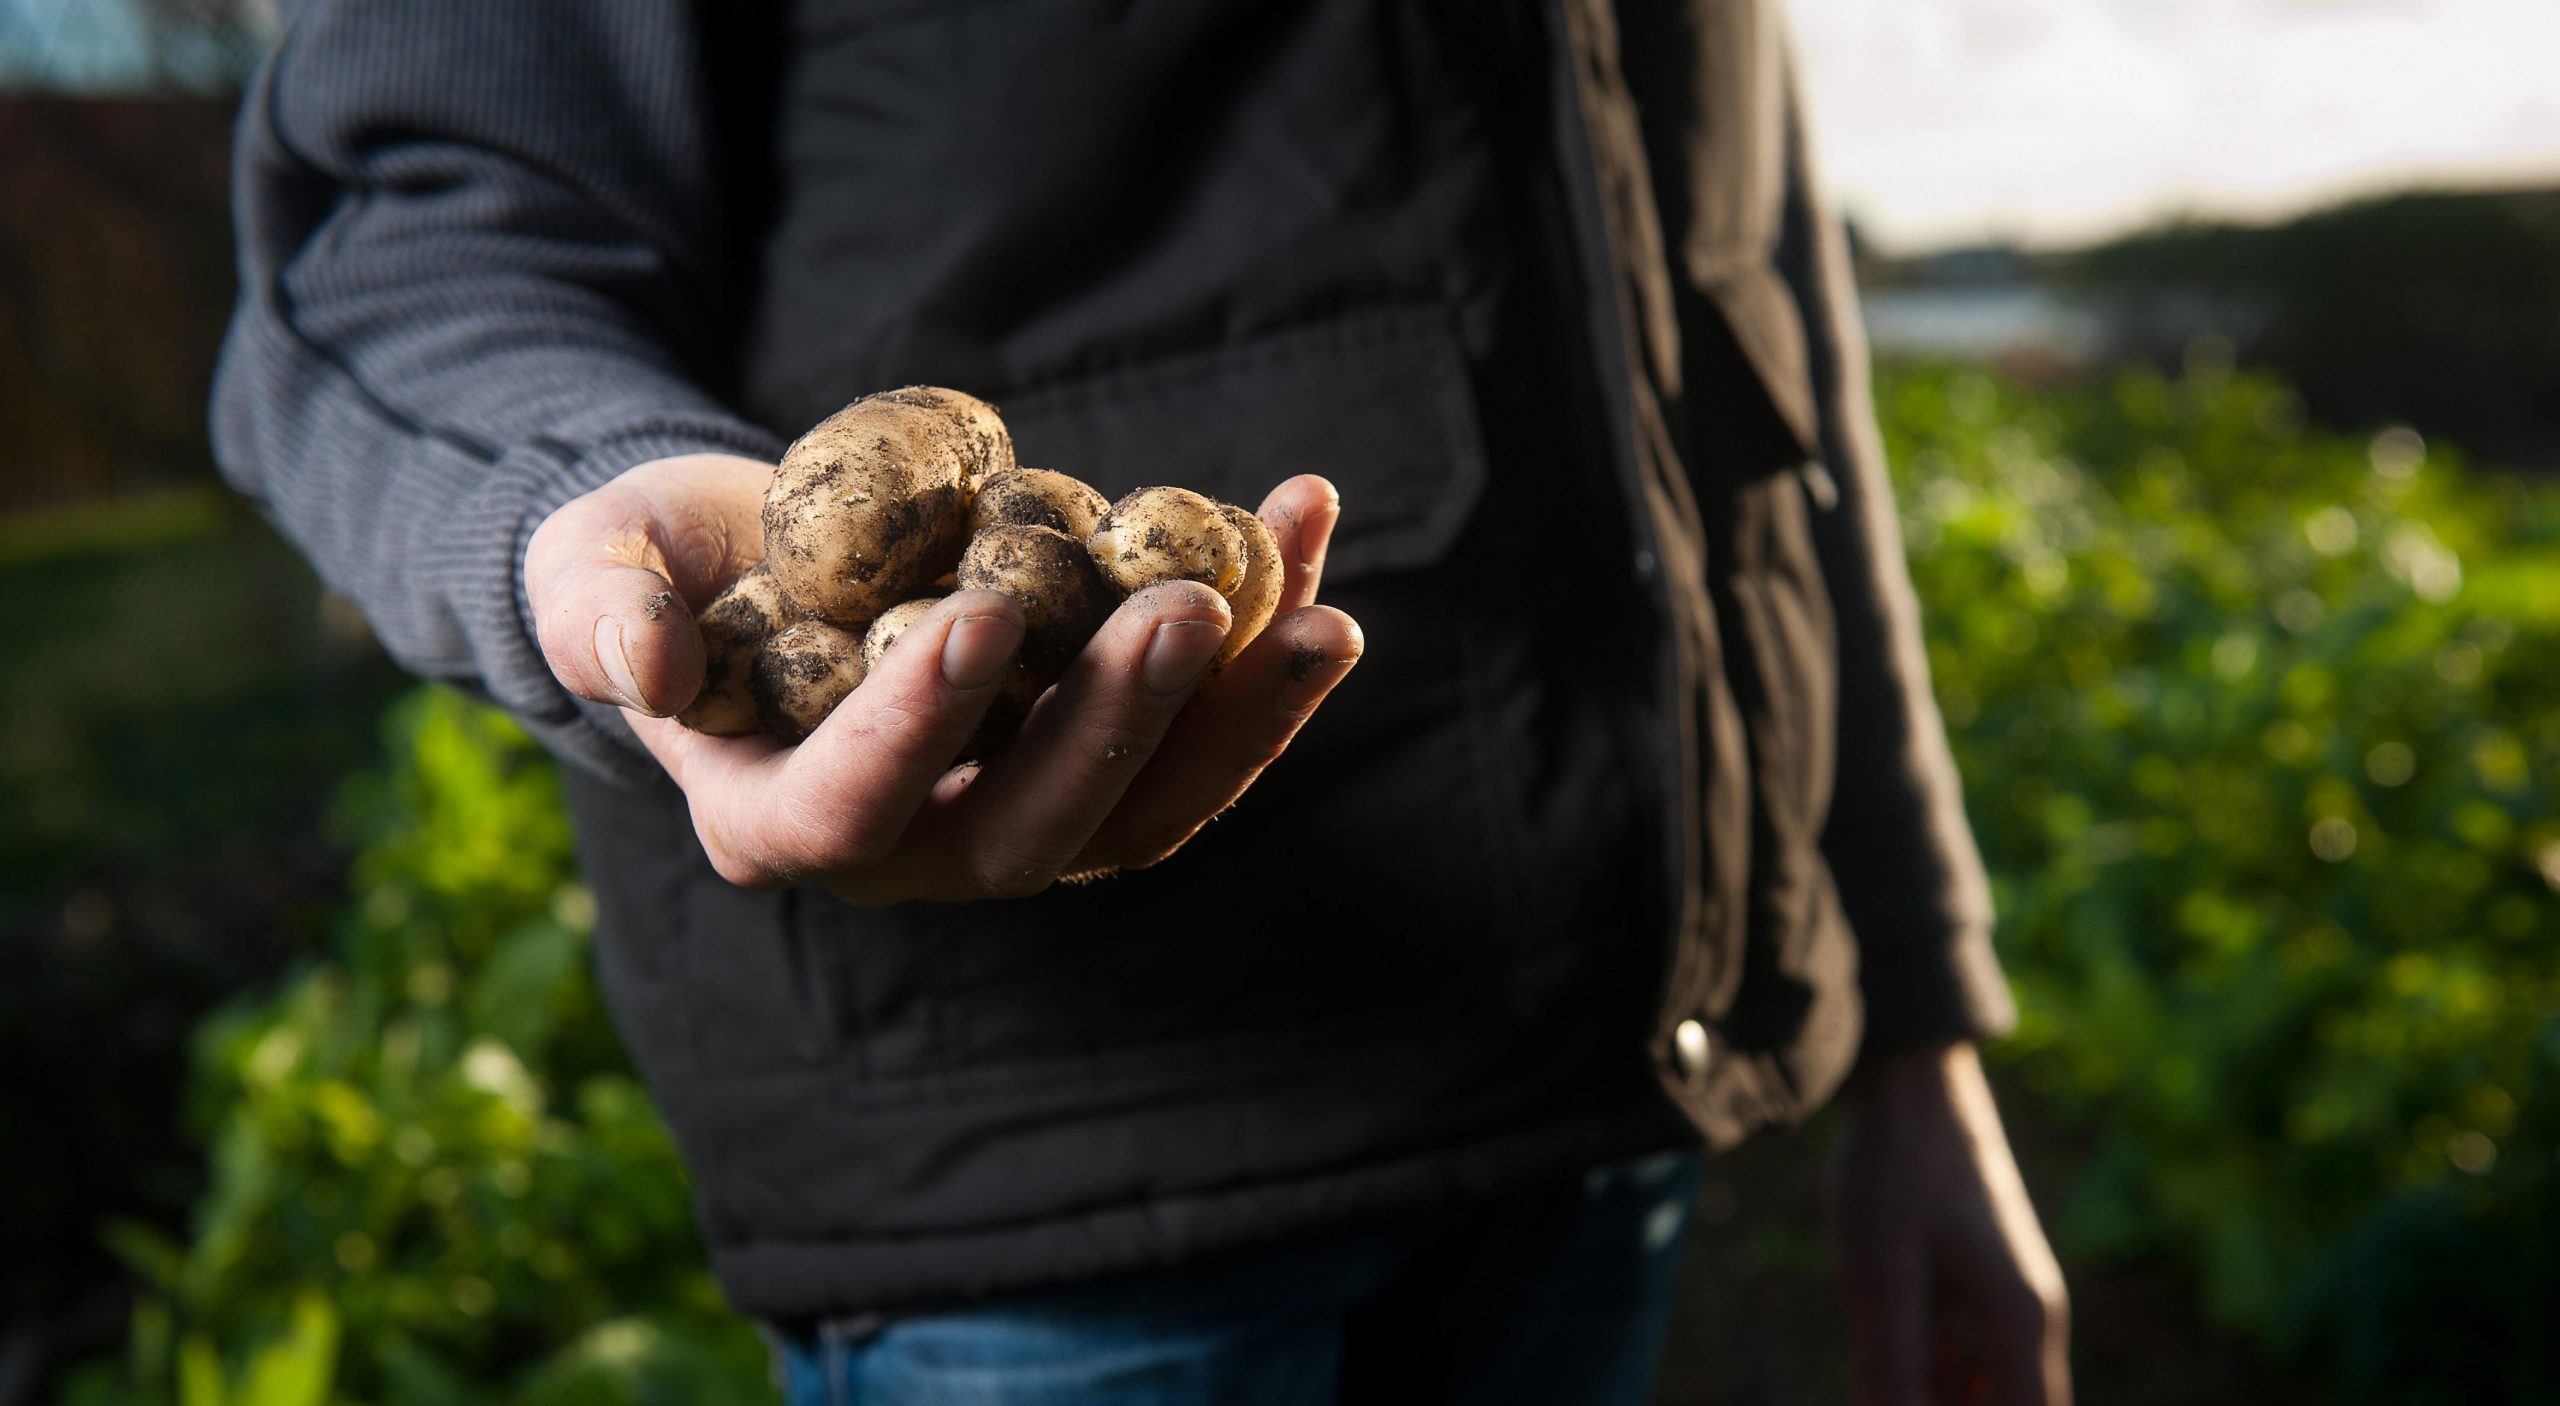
[215,1,2071,1401]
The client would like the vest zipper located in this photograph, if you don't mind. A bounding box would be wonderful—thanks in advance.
[1541,0,1703,1048]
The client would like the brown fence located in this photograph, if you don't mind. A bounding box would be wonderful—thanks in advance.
[0,95,237,515]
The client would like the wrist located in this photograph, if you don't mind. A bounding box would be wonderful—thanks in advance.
[1848,1038,1972,1104]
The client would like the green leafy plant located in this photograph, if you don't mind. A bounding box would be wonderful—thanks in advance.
[1884,360,2560,1402]
[62,692,767,1405]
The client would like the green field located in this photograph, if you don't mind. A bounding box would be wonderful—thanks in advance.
[17,359,2558,1405]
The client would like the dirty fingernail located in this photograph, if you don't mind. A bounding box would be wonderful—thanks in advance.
[942,613,1021,689]
[595,615,649,712]
[1144,620,1228,696]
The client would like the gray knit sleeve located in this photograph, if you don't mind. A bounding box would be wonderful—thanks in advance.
[211,0,785,786]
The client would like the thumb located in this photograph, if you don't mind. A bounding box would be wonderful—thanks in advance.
[526,491,713,717]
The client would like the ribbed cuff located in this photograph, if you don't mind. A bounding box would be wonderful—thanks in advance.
[1854,921,2017,1059]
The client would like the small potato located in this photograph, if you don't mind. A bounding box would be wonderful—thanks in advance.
[763,388,1015,625]
[968,468,1110,541]
[958,524,1115,675]
[1214,503,1283,668]
[750,619,868,744]
[858,596,943,674]
[852,598,1042,760]
[1087,486,1246,596]
[959,663,1048,761]
[678,563,794,735]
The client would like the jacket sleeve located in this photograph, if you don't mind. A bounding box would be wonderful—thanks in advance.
[1767,66,2018,1053]
[212,0,786,786]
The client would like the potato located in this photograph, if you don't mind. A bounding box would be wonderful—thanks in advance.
[968,468,1110,541]
[750,619,867,744]
[869,386,1016,484]
[960,664,1048,762]
[957,524,1114,675]
[858,596,943,674]
[853,596,1043,760]
[677,563,794,735]
[763,388,1014,625]
[734,386,1294,757]
[1214,503,1283,668]
[1086,486,1246,596]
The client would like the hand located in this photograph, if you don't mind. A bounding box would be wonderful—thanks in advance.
[1830,1041,2071,1406]
[524,452,1363,904]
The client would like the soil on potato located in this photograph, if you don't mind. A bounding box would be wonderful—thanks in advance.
[980,483,1070,533]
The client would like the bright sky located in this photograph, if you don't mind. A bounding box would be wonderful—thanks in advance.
[1790,0,2560,250]
[6,0,2558,253]
[0,0,257,92]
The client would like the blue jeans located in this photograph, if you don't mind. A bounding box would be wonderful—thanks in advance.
[773,1147,1703,1406]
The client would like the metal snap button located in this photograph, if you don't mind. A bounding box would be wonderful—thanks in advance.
[1674,1018,1711,1080]
[1799,460,1840,511]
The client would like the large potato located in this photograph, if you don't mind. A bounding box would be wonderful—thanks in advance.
[869,386,1015,483]
[1086,486,1246,596]
[750,619,867,744]
[763,388,1015,625]
[957,524,1114,675]
[677,563,794,735]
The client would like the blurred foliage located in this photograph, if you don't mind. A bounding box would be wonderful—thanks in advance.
[0,490,382,900]
[1884,361,2560,1403]
[58,693,767,1405]
[56,362,2560,1403]
[0,98,238,512]
[1,490,402,1331]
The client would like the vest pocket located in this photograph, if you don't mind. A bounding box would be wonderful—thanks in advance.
[994,305,1488,576]
[793,303,1534,1085]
